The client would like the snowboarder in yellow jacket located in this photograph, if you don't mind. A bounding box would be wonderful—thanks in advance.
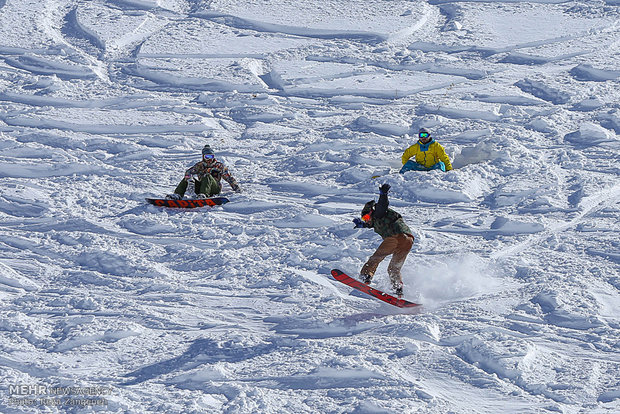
[400,128,452,173]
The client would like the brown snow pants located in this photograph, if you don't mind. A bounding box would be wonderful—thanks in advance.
[360,233,414,287]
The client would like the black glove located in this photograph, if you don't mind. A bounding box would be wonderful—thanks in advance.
[353,218,365,228]
[211,169,222,180]
[379,184,391,195]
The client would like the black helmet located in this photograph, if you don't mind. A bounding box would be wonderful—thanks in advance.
[361,200,375,216]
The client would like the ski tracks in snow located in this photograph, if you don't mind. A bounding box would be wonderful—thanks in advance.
[491,182,620,261]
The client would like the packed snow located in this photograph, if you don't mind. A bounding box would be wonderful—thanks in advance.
[0,0,619,413]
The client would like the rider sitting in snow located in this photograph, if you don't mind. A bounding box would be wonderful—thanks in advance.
[166,144,241,200]
[400,128,453,173]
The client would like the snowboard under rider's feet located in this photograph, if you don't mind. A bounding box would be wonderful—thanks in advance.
[362,274,403,297]
[360,275,403,298]
[165,193,210,200]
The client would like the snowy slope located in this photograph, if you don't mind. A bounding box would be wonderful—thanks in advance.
[0,0,619,413]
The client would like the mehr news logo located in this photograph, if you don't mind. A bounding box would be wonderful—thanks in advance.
[8,384,113,407]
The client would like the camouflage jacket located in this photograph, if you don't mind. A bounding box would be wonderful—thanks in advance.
[367,193,412,239]
[185,159,240,192]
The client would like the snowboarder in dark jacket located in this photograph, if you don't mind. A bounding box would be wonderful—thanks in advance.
[166,144,241,200]
[353,184,414,296]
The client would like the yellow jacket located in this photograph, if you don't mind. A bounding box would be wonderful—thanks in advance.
[401,139,452,171]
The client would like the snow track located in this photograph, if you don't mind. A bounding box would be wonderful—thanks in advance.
[491,182,620,260]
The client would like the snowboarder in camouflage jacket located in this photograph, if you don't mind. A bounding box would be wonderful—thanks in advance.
[167,145,241,200]
[353,184,414,296]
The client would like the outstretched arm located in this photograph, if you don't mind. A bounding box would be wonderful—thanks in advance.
[374,184,390,219]
[221,165,241,192]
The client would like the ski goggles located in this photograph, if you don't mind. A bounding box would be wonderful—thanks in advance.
[418,132,430,139]
[203,154,215,159]
[361,213,372,222]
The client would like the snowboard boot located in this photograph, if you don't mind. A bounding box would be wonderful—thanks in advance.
[186,178,197,198]
[393,282,403,297]
[166,193,182,200]
[361,274,373,284]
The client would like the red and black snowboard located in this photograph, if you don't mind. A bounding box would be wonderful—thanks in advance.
[146,197,229,208]
[331,269,420,308]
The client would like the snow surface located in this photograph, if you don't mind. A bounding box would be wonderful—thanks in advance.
[0,0,619,413]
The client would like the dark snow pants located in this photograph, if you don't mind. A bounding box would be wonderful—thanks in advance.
[174,174,221,197]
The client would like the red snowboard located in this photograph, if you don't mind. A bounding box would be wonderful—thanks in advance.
[146,197,229,208]
[331,269,420,308]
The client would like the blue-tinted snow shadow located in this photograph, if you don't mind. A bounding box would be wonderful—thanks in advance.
[265,315,377,339]
[430,216,544,240]
[531,292,605,330]
[3,55,95,80]
[569,64,620,82]
[61,7,105,57]
[254,366,390,390]
[267,180,339,198]
[266,304,420,340]
[122,338,275,385]
[0,196,48,217]
[193,12,387,44]
[114,200,226,218]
